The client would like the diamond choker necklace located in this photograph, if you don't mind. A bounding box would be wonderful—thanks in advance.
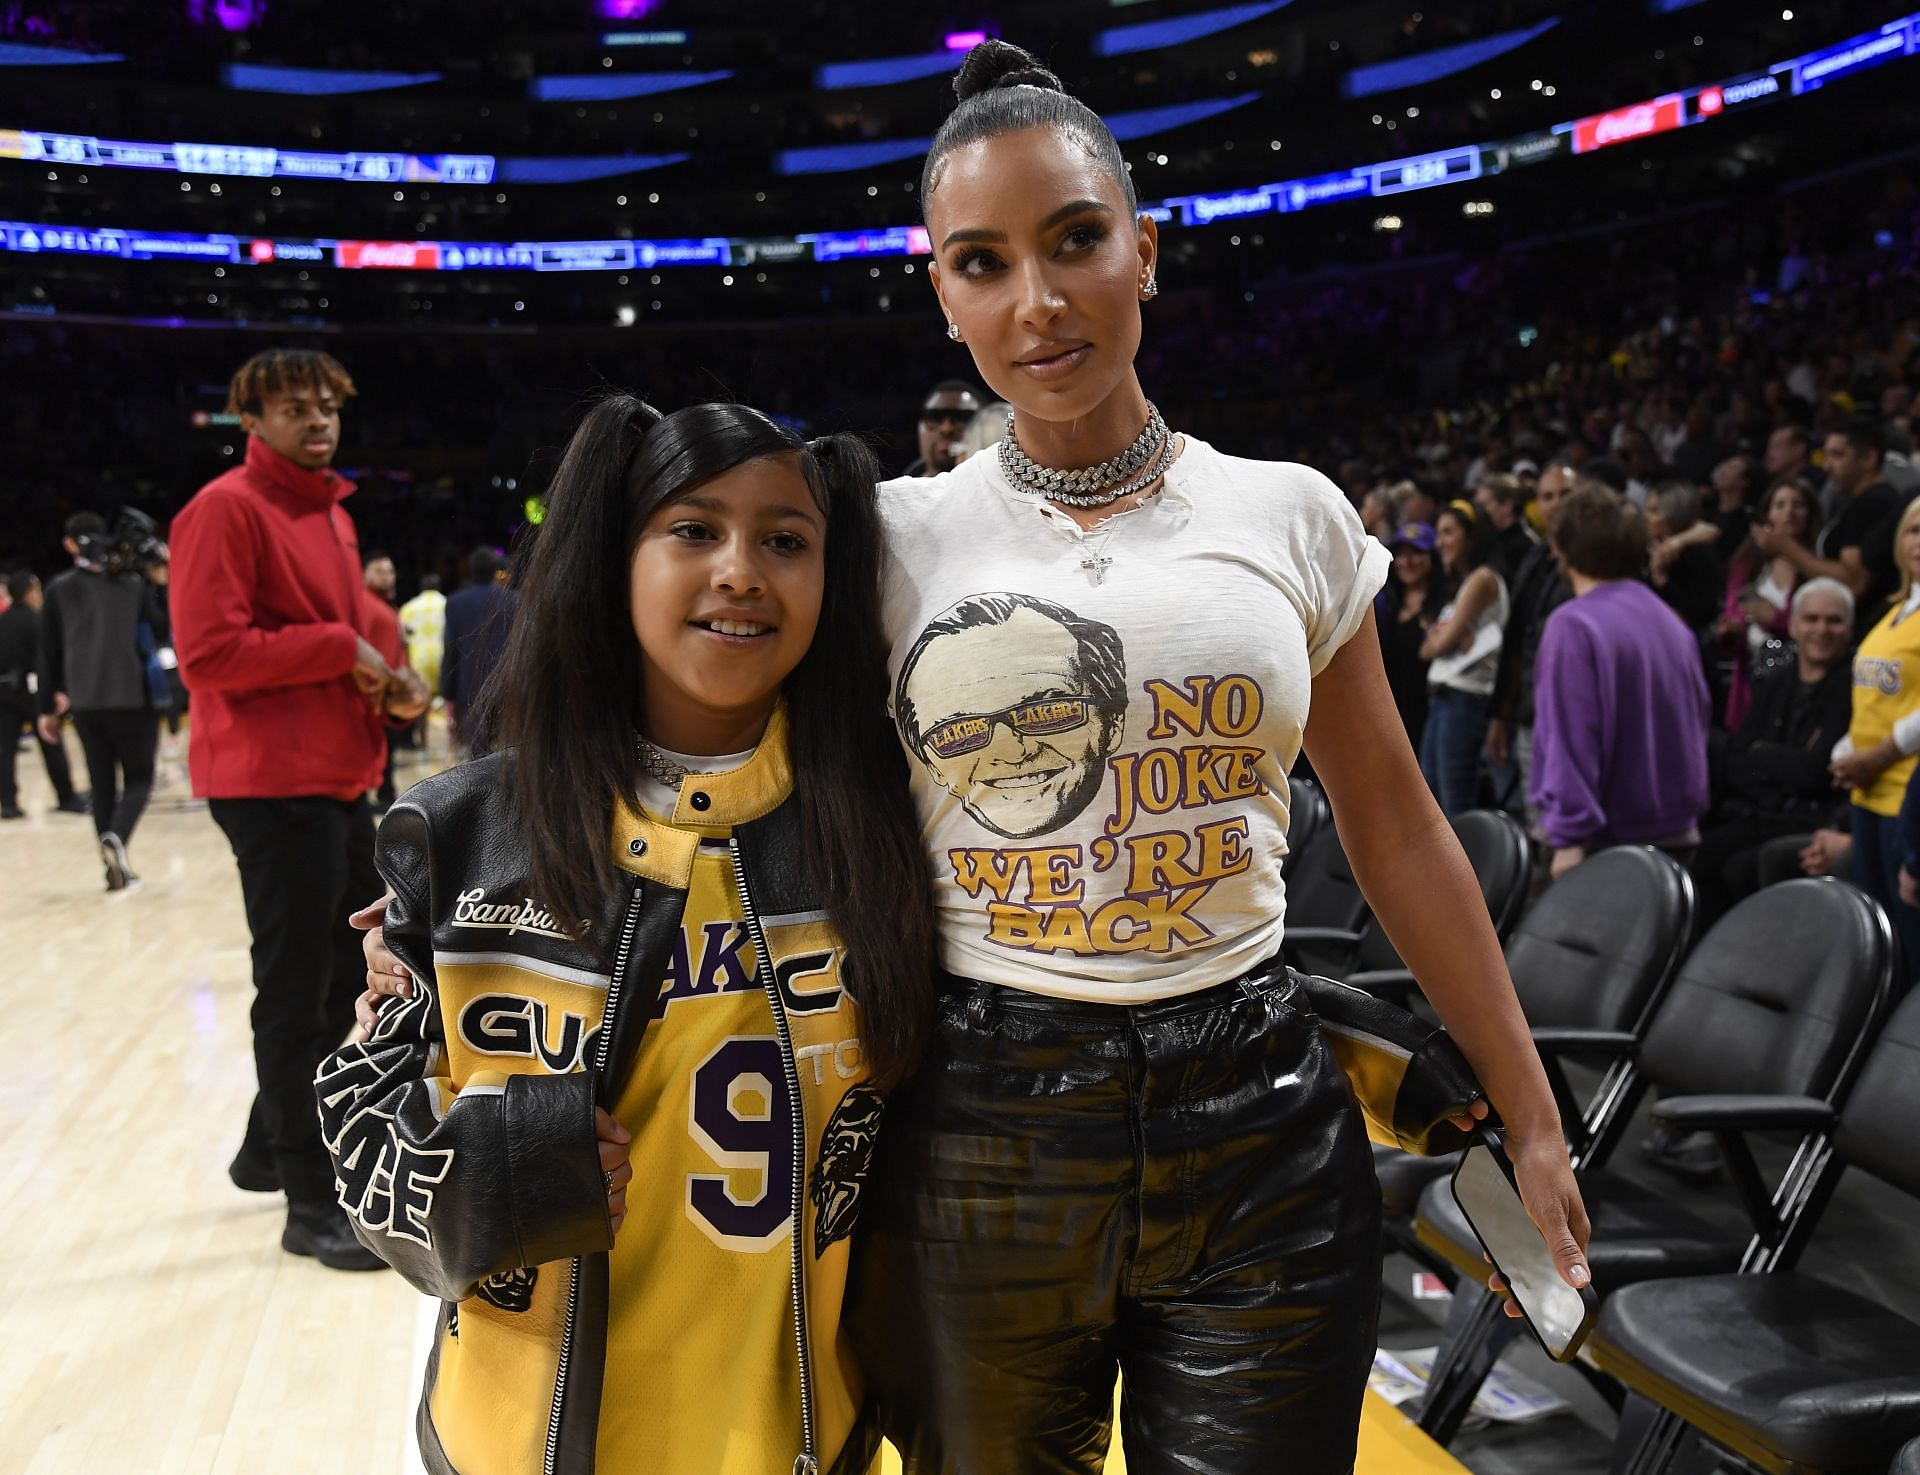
[998,403,1173,509]
[633,734,690,792]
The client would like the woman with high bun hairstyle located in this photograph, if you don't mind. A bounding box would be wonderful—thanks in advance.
[852,40,1591,1473]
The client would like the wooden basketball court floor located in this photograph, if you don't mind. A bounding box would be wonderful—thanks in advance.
[0,728,1465,1474]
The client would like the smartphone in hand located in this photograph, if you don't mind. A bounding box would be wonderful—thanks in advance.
[1450,1133,1599,1362]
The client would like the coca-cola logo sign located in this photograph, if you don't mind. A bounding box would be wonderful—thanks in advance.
[1572,96,1683,155]
[335,240,441,270]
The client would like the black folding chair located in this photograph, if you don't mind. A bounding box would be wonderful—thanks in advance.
[1359,845,1694,1257]
[1280,820,1370,978]
[1288,808,1532,981]
[1283,772,1329,879]
[1410,876,1894,1445]
[1588,985,1920,1474]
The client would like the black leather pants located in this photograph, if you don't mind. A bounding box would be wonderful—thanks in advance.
[850,961,1383,1475]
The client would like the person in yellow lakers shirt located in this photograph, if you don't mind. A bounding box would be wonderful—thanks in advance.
[318,395,935,1475]
[398,574,446,696]
[1831,494,1920,979]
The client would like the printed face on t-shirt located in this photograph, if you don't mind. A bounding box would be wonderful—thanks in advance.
[898,598,1126,840]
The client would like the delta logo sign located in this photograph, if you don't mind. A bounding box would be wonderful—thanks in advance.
[1571,96,1685,155]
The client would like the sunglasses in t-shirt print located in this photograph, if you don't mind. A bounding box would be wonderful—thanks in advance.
[921,696,1106,760]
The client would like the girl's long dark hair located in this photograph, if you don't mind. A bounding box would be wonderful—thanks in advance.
[475,394,935,1087]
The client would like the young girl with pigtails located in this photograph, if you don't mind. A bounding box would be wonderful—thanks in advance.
[318,395,932,1475]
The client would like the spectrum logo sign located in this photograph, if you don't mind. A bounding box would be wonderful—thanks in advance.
[1571,96,1685,154]
[334,240,441,270]
[1185,188,1275,225]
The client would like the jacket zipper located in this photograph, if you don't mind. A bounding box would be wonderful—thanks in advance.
[729,838,820,1475]
[544,881,646,1475]
[543,1267,584,1475]
[324,506,365,636]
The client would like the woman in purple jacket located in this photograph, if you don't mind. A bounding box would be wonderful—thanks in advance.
[1531,486,1712,878]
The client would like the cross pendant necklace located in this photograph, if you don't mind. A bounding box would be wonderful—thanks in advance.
[1077,523,1118,584]
[1049,501,1129,586]
[1068,475,1170,585]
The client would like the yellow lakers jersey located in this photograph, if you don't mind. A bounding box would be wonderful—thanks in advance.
[1850,600,1920,816]
[598,838,871,1472]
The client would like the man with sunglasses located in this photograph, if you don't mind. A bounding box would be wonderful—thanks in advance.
[895,591,1127,840]
[906,380,984,477]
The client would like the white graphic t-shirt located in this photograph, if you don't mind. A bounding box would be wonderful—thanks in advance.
[880,436,1390,1003]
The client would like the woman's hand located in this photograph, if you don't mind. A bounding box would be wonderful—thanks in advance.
[1736,593,1777,627]
[1417,619,1455,662]
[597,1108,633,1237]
[1831,739,1898,791]
[1449,1097,1492,1135]
[1485,718,1511,768]
[350,891,414,1000]
[1550,845,1585,879]
[352,985,389,1039]
[384,668,431,723]
[1750,521,1786,556]
[1487,1130,1593,1320]
[343,895,411,1041]
[1799,828,1850,877]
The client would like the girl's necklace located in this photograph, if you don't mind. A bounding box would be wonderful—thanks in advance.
[633,734,690,791]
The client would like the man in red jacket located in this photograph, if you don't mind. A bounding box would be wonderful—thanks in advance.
[170,349,427,1271]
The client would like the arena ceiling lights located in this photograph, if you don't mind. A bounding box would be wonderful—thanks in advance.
[776,93,1262,175]
[5,11,1916,279]
[527,69,733,101]
[1092,0,1295,57]
[222,63,442,94]
[4,5,1535,188]
[0,41,121,65]
[5,6,1557,189]
[1341,19,1561,99]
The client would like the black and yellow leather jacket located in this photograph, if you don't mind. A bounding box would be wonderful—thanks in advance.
[316,711,882,1475]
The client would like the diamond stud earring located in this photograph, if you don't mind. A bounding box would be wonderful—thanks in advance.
[946,322,963,341]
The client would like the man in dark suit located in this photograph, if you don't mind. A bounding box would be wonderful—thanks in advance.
[37,513,169,889]
[440,546,516,756]
[0,570,87,819]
